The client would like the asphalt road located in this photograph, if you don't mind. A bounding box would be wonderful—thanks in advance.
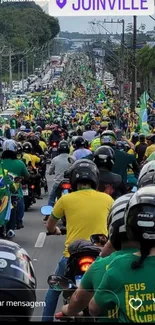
[14,175,64,321]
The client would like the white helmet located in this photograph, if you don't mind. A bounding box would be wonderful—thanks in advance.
[2,140,17,152]
[20,125,26,131]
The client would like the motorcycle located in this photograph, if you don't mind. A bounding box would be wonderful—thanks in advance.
[49,141,59,159]
[47,238,107,322]
[22,181,36,211]
[56,179,72,201]
[38,155,50,193]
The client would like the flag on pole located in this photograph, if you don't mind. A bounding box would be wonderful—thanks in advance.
[138,91,150,135]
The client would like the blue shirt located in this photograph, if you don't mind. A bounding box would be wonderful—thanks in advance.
[73,149,92,160]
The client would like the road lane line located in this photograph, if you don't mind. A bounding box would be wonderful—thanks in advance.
[34,232,46,247]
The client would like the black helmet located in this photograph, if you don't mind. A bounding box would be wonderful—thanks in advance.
[125,186,155,243]
[139,133,145,142]
[131,133,139,144]
[67,159,99,191]
[35,126,42,133]
[0,239,36,321]
[23,142,32,154]
[116,141,125,151]
[17,132,26,142]
[58,140,69,154]
[35,132,41,139]
[74,136,85,149]
[17,142,23,155]
[148,134,155,144]
[100,130,116,146]
[85,124,91,131]
[108,193,133,250]
[93,145,115,170]
[137,161,155,188]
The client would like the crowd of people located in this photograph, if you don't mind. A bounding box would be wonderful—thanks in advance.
[1,52,155,322]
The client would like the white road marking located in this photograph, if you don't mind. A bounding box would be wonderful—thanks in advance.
[34,232,46,248]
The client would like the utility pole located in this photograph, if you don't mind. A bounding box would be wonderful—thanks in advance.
[131,16,137,112]
[0,52,3,109]
[26,56,29,78]
[120,19,125,109]
[21,58,24,93]
[102,46,105,83]
[48,42,51,60]
[9,48,12,97]
[91,20,125,107]
[32,54,35,74]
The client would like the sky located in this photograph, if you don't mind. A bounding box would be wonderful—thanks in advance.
[57,16,155,33]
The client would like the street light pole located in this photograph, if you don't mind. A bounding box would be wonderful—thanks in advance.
[120,19,125,109]
[131,16,137,112]
[9,48,12,97]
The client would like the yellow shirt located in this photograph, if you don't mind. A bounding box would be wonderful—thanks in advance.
[39,140,47,152]
[70,145,74,155]
[29,154,40,168]
[145,144,155,158]
[23,153,32,166]
[52,189,114,257]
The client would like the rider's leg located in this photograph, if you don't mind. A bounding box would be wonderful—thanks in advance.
[42,256,68,322]
[48,183,58,206]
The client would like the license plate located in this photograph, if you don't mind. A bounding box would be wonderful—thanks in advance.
[23,189,28,195]
[52,148,57,151]
[75,275,82,288]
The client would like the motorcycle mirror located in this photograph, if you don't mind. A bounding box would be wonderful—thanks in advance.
[90,234,108,246]
[68,156,76,164]
[47,275,74,290]
[40,205,53,216]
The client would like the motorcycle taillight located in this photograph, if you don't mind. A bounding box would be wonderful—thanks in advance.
[78,257,95,272]
[52,142,57,147]
[61,183,71,190]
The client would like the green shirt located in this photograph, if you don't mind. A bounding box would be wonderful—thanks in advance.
[112,149,135,184]
[146,152,155,162]
[94,253,155,323]
[2,159,29,198]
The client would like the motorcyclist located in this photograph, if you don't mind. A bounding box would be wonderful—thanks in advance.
[48,126,62,145]
[100,130,140,184]
[60,193,139,319]
[137,161,155,188]
[71,136,93,160]
[135,134,147,165]
[22,141,42,199]
[28,135,43,156]
[42,159,114,321]
[42,124,52,142]
[90,128,102,152]
[89,186,155,322]
[93,145,126,198]
[35,132,48,152]
[143,134,155,161]
[82,123,96,142]
[2,140,30,234]
[16,131,27,144]
[47,141,70,210]
[0,239,36,321]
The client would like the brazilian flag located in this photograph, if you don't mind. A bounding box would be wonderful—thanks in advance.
[0,162,14,226]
